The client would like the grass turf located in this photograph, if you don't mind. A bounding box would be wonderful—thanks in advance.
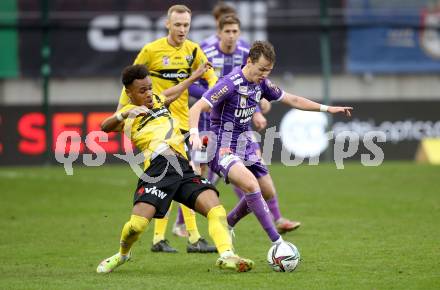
[0,162,439,289]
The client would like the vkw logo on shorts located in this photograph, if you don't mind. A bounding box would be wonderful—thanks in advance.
[144,186,167,199]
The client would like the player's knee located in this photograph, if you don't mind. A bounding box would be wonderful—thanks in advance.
[207,205,226,219]
[129,215,149,233]
[262,190,275,200]
[240,178,260,193]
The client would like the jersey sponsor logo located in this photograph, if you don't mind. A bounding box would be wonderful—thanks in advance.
[162,56,170,65]
[240,95,247,108]
[212,57,224,65]
[234,106,256,118]
[230,73,241,80]
[265,79,281,94]
[206,50,219,58]
[186,52,195,66]
[144,186,168,199]
[238,85,248,94]
[210,85,229,103]
[138,107,171,130]
[233,54,243,64]
[233,78,243,86]
[204,46,216,53]
[151,68,191,82]
[239,116,252,124]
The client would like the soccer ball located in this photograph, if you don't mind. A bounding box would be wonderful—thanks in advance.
[267,241,300,272]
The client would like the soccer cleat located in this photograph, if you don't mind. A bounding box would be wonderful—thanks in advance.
[96,252,130,274]
[275,218,301,234]
[187,237,218,253]
[151,239,178,253]
[172,222,189,238]
[216,255,254,272]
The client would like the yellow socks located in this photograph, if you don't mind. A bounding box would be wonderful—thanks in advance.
[153,203,172,244]
[153,217,169,244]
[119,215,149,256]
[181,204,201,244]
[207,205,233,254]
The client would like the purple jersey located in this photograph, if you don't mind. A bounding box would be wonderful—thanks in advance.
[202,66,284,150]
[200,35,250,52]
[203,42,249,79]
[196,37,250,132]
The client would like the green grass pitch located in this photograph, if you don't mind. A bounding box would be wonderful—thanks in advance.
[0,162,439,289]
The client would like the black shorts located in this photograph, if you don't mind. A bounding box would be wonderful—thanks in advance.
[133,154,219,218]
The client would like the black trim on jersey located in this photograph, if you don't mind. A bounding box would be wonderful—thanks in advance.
[137,106,171,131]
[188,48,197,67]
[154,94,162,103]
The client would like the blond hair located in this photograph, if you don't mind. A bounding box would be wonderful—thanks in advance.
[167,5,192,18]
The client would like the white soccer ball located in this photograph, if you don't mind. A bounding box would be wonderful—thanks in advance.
[267,241,300,272]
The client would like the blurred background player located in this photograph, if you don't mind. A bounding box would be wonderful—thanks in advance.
[117,5,218,253]
[97,64,253,273]
[173,13,301,238]
[199,1,249,50]
[189,40,353,246]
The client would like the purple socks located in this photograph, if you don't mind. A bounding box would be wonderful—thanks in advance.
[227,191,280,242]
[227,197,251,227]
[266,195,282,221]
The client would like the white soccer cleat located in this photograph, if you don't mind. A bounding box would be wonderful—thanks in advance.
[96,252,130,274]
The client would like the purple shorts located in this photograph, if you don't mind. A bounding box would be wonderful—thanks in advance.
[208,142,268,183]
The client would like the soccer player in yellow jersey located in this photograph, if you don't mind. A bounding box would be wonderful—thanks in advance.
[96,64,253,273]
[117,5,218,253]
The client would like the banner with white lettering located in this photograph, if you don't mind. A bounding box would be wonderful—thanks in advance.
[1,101,440,165]
[18,0,345,77]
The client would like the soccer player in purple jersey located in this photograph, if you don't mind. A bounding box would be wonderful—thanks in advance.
[174,15,300,237]
[199,2,250,51]
[188,41,352,245]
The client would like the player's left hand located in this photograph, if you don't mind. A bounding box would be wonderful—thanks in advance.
[126,105,150,118]
[328,106,353,117]
[190,133,202,150]
[252,112,267,131]
[192,62,213,80]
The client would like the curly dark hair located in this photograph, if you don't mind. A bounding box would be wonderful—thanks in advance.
[121,65,149,87]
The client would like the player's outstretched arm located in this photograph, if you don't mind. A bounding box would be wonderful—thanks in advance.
[281,93,353,117]
[162,62,212,106]
[101,106,150,133]
[188,99,211,150]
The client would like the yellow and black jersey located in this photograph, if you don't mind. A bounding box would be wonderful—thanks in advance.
[118,37,218,131]
[117,94,187,171]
